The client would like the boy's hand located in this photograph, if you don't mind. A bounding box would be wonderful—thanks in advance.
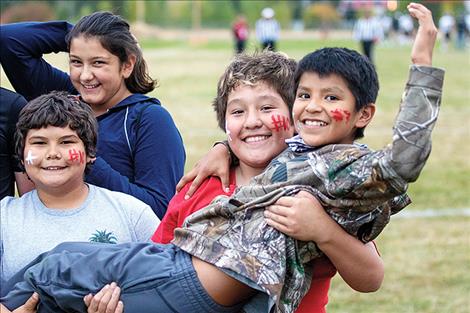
[176,143,231,199]
[84,283,124,313]
[408,2,437,66]
[0,293,39,313]
[264,191,336,242]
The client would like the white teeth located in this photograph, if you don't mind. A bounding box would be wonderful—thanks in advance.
[244,136,269,143]
[44,166,64,170]
[304,120,327,127]
[82,84,99,89]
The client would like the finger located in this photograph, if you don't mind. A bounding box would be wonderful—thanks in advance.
[116,301,124,313]
[23,292,39,309]
[264,209,290,226]
[295,190,317,200]
[265,217,292,236]
[184,173,206,199]
[105,285,121,312]
[176,166,198,192]
[88,284,108,311]
[218,169,231,193]
[97,283,116,312]
[273,196,296,207]
[84,294,93,307]
[266,204,290,218]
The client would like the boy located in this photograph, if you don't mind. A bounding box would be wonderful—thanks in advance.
[0,92,159,283]
[1,3,443,313]
[150,52,383,313]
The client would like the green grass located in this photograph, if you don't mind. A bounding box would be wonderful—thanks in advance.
[1,34,469,313]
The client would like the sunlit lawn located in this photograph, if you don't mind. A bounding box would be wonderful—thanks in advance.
[1,33,469,313]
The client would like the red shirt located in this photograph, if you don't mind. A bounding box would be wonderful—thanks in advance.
[152,169,336,312]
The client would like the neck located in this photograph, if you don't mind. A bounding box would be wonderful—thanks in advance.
[37,183,89,209]
[235,164,264,186]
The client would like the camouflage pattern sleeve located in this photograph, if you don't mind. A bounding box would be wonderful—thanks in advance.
[384,65,444,182]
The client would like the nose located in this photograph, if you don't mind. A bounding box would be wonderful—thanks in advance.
[305,99,323,113]
[244,111,263,129]
[46,145,61,160]
[80,64,94,82]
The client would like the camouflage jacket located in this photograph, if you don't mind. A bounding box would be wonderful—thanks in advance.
[173,65,444,313]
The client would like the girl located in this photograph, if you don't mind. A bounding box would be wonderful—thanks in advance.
[0,12,185,219]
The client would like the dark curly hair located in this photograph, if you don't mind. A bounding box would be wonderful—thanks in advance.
[15,91,98,173]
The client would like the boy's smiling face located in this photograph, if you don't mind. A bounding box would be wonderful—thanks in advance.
[23,125,92,193]
[225,82,294,171]
[293,72,374,147]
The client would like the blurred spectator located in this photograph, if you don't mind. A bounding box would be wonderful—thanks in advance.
[232,15,249,54]
[439,12,455,51]
[455,13,468,50]
[255,7,280,51]
[398,13,414,45]
[353,9,383,64]
[380,14,393,44]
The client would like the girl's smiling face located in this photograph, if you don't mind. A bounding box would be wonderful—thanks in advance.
[69,35,135,114]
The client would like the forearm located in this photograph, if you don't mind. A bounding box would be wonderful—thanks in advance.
[385,65,444,183]
[0,21,74,100]
[316,220,383,292]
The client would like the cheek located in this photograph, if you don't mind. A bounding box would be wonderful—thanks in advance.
[66,148,86,165]
[23,148,40,166]
[269,113,291,133]
[330,109,352,123]
[225,119,242,138]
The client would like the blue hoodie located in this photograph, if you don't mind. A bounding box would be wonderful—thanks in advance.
[0,21,185,219]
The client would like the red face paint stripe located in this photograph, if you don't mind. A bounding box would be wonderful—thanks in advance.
[271,114,290,132]
[69,149,85,164]
[330,109,344,122]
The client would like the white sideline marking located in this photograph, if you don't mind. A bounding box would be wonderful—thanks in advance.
[393,208,470,219]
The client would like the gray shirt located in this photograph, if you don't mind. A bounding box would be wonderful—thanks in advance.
[0,184,159,281]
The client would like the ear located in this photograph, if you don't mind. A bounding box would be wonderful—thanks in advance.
[355,104,375,128]
[122,54,136,79]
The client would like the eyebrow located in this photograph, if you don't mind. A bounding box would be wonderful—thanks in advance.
[69,54,110,61]
[297,85,345,95]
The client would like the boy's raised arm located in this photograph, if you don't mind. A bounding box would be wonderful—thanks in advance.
[385,3,444,183]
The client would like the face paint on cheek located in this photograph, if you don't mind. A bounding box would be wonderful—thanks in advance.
[68,149,85,164]
[330,109,344,122]
[342,110,351,122]
[25,150,38,165]
[271,114,290,132]
[225,120,232,142]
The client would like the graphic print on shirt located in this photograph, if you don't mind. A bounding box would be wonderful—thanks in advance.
[89,229,117,244]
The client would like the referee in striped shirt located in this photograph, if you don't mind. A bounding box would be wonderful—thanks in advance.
[353,10,384,64]
[256,8,280,51]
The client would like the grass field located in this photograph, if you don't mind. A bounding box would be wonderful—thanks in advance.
[1,33,469,312]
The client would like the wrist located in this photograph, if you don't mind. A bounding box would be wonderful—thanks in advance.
[213,140,239,166]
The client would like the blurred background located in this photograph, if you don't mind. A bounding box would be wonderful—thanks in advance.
[1,1,469,312]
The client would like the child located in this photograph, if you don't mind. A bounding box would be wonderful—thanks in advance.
[0,92,159,284]
[0,12,185,219]
[150,52,383,313]
[1,3,443,313]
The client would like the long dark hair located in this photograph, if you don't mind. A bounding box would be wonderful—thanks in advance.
[66,11,156,94]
